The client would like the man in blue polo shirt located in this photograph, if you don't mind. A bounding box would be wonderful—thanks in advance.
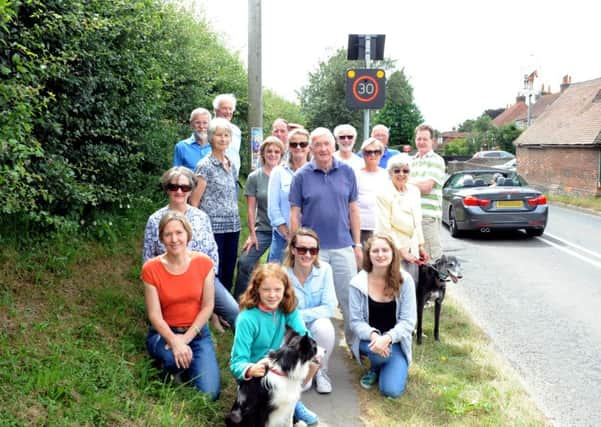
[173,107,212,171]
[289,127,363,345]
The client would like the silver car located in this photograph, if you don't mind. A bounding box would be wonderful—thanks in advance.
[441,170,548,237]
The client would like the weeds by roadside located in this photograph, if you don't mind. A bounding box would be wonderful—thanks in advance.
[547,194,601,213]
[1,190,553,426]
[357,294,549,426]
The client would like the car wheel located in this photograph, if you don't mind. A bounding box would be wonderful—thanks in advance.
[449,207,462,238]
[526,228,544,237]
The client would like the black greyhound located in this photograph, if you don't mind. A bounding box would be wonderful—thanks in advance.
[416,255,463,344]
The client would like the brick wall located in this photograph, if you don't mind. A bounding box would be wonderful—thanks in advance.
[517,146,601,196]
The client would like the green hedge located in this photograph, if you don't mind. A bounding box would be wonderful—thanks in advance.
[0,0,248,236]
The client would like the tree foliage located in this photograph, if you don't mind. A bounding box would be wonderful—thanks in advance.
[298,49,363,132]
[298,49,422,143]
[263,89,305,130]
[1,0,247,234]
[372,69,423,149]
[454,114,521,155]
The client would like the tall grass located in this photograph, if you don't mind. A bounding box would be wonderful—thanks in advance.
[1,184,551,425]
[0,191,236,425]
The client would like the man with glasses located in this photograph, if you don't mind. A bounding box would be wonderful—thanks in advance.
[289,127,362,346]
[409,124,446,262]
[333,124,363,170]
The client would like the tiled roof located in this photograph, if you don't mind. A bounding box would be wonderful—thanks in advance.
[512,93,561,122]
[515,78,601,146]
[492,101,528,127]
[441,131,468,139]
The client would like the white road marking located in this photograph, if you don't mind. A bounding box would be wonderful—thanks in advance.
[543,232,601,260]
[537,235,601,269]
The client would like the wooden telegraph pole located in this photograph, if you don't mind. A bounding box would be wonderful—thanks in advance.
[248,0,262,169]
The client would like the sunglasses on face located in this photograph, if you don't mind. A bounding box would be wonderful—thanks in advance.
[167,183,192,192]
[289,141,309,149]
[294,246,319,256]
[363,150,382,156]
[337,135,354,140]
[392,168,411,175]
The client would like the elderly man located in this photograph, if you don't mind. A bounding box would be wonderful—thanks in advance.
[271,118,289,147]
[173,108,212,171]
[213,94,241,177]
[289,127,362,345]
[333,124,363,170]
[409,124,446,261]
[369,124,400,168]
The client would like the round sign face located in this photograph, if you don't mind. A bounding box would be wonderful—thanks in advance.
[352,75,379,103]
[345,68,386,109]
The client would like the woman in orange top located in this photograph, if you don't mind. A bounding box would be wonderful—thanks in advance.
[141,211,220,400]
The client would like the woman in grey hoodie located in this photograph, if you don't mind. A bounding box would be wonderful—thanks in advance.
[348,233,416,397]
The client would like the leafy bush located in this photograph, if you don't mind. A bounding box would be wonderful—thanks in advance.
[0,0,248,237]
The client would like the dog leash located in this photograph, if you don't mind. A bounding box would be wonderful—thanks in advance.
[424,263,450,280]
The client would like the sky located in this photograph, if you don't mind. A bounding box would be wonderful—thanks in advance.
[192,0,600,131]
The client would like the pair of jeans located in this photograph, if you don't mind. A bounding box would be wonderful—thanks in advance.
[233,230,272,299]
[267,228,287,263]
[320,246,357,346]
[214,276,239,329]
[214,231,240,294]
[359,340,408,398]
[146,325,220,400]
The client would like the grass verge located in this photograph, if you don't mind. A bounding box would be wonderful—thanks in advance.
[356,293,550,426]
[547,194,601,213]
[1,187,553,426]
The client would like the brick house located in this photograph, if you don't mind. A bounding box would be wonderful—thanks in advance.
[514,77,601,197]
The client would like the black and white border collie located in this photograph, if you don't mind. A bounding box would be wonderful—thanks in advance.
[225,329,323,427]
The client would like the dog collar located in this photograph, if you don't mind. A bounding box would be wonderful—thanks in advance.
[269,367,287,377]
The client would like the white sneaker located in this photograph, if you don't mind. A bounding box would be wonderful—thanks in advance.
[301,377,312,392]
[315,369,332,394]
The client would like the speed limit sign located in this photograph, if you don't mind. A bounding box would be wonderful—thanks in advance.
[345,68,386,109]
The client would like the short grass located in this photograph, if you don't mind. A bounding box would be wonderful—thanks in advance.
[547,194,601,213]
[356,294,550,426]
[0,186,556,426]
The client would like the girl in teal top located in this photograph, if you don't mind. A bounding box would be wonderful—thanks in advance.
[229,263,319,425]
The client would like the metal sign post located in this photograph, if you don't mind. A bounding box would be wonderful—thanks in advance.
[346,34,386,140]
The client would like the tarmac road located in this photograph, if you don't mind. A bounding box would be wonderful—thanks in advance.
[444,203,601,426]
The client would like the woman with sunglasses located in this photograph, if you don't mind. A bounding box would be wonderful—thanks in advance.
[375,154,428,282]
[233,136,284,299]
[267,128,311,262]
[283,228,337,394]
[356,138,390,244]
[143,166,239,331]
[349,234,416,397]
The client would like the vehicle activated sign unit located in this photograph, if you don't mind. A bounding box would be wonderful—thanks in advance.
[345,68,386,109]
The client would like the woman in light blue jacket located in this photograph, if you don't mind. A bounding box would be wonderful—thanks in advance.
[267,128,311,262]
[284,227,337,394]
[348,233,416,398]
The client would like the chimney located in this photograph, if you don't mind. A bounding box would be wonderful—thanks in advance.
[516,95,526,103]
[560,74,572,92]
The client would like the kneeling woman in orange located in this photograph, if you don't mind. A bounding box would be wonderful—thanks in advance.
[141,211,220,400]
[230,263,319,426]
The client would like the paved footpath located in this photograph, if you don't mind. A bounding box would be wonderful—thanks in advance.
[297,313,364,427]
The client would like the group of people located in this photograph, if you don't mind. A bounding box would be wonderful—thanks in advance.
[140,93,447,425]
